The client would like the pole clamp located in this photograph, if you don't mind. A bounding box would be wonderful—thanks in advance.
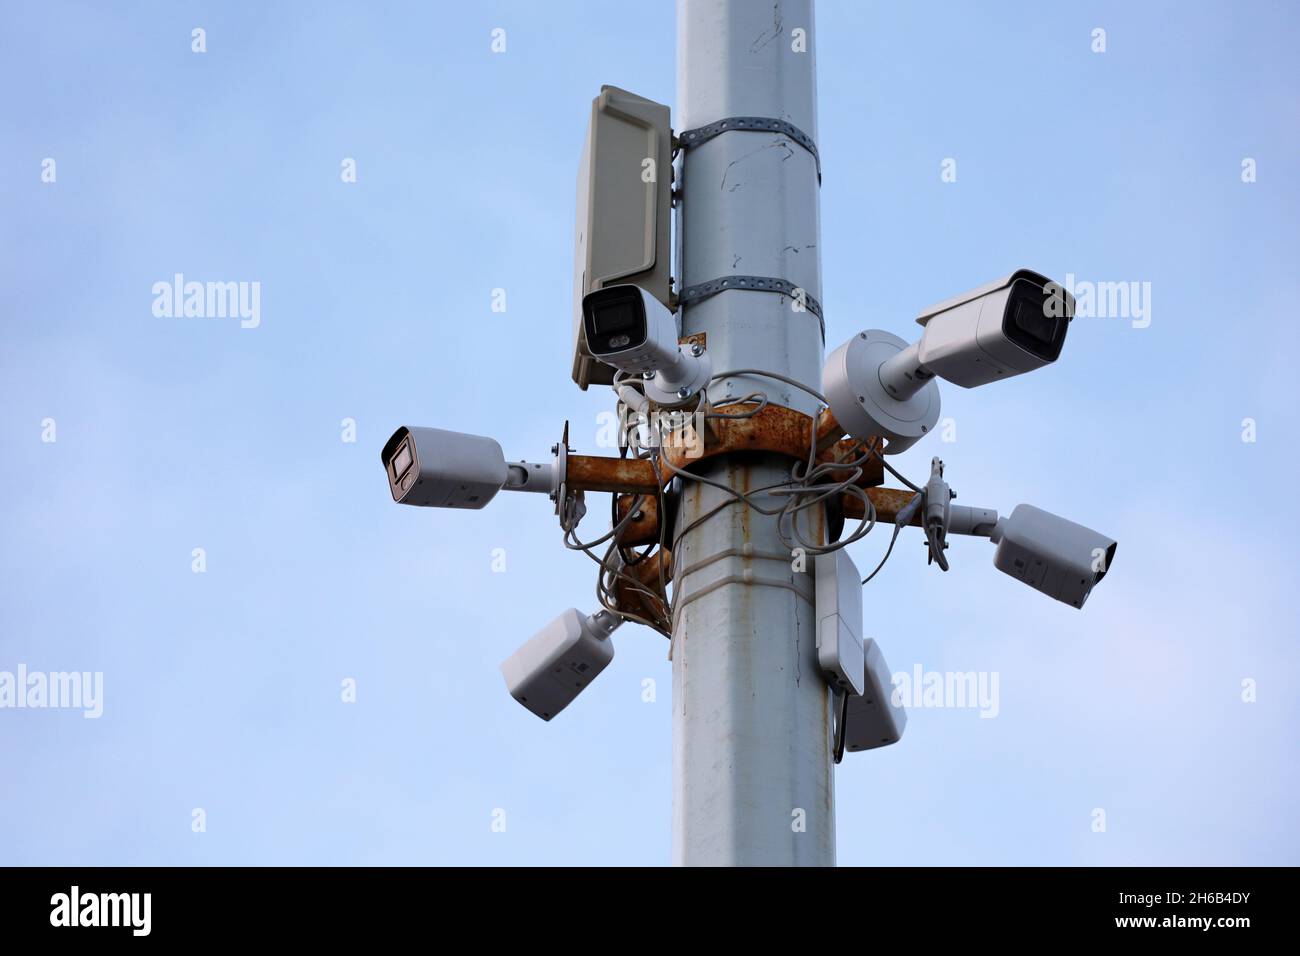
[677,116,821,182]
[679,275,824,339]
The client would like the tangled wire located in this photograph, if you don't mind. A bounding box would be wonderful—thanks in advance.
[561,369,925,640]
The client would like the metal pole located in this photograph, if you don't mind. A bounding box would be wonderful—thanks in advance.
[672,0,832,866]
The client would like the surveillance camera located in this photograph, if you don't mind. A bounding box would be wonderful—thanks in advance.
[842,639,907,753]
[581,284,711,405]
[988,504,1116,609]
[883,270,1075,393]
[822,270,1073,454]
[500,608,621,721]
[381,426,557,509]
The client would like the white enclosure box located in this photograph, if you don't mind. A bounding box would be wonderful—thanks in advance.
[572,86,673,389]
[815,550,866,696]
[843,639,907,752]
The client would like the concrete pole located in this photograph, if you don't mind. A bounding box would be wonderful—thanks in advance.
[672,0,833,866]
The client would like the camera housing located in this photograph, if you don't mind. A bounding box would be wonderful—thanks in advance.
[381,426,509,509]
[381,426,562,510]
[500,608,621,721]
[823,270,1073,454]
[842,639,907,752]
[582,284,711,405]
[881,270,1075,394]
[989,504,1117,609]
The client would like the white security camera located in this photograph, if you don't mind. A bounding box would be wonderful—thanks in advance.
[581,284,711,405]
[842,639,907,753]
[500,608,622,721]
[823,270,1074,454]
[884,269,1075,391]
[381,426,557,509]
[987,504,1116,609]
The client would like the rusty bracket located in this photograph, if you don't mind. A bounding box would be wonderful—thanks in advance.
[565,404,884,495]
[612,547,673,629]
[841,487,922,525]
[614,493,662,547]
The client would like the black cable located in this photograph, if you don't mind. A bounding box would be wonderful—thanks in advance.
[861,524,901,585]
[833,689,849,764]
[861,439,923,494]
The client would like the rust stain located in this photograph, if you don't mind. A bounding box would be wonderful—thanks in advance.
[614,493,660,547]
[841,487,921,525]
[663,402,821,472]
[613,548,673,628]
[658,401,883,488]
[566,455,660,495]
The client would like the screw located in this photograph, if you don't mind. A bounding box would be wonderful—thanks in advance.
[631,510,644,521]
[690,343,703,356]
[642,371,654,380]
[678,387,691,399]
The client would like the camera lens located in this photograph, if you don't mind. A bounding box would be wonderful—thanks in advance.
[1004,280,1068,362]
[584,287,647,354]
[1012,297,1059,345]
[391,441,414,480]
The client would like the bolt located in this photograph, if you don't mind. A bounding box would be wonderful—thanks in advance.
[678,387,692,399]
[642,371,654,380]
[631,510,644,521]
[690,343,703,357]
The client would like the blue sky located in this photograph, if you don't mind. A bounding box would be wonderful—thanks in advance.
[1,0,1297,865]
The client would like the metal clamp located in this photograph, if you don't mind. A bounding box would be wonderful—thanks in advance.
[679,275,824,339]
[677,116,821,181]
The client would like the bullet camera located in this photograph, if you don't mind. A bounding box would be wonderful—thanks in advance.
[582,284,711,405]
[500,608,621,721]
[885,269,1075,391]
[823,270,1074,454]
[381,426,558,509]
[988,504,1116,609]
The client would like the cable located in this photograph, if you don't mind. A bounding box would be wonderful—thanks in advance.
[861,524,901,585]
[709,368,828,405]
[579,368,929,639]
[833,689,849,764]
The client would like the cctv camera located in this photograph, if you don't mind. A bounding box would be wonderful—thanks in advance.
[842,639,907,753]
[988,504,1116,609]
[582,284,711,405]
[882,270,1075,394]
[500,608,621,721]
[822,270,1073,454]
[381,426,557,509]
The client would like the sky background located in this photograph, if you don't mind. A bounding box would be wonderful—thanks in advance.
[2,0,1297,865]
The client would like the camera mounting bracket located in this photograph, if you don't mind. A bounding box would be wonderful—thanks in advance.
[677,115,822,182]
[679,274,824,339]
